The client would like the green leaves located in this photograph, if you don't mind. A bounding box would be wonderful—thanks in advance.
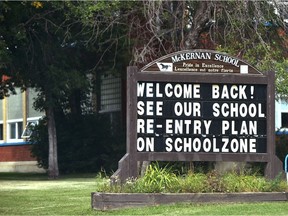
[138,163,179,193]
[98,164,288,193]
[275,60,288,100]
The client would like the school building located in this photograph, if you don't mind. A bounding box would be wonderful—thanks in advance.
[0,73,123,173]
[0,87,44,173]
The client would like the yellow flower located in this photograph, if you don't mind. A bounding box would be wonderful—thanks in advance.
[31,1,43,9]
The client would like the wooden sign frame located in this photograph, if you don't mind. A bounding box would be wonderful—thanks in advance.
[112,50,282,183]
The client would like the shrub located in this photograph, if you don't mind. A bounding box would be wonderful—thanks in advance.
[266,174,288,192]
[178,173,207,193]
[30,113,125,174]
[129,163,180,193]
[276,135,288,168]
[204,170,226,192]
[97,166,288,193]
[222,173,267,192]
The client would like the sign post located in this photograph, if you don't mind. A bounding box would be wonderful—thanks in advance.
[112,49,283,183]
[285,154,288,184]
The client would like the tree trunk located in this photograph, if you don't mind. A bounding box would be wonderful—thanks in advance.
[46,106,59,179]
[185,1,212,49]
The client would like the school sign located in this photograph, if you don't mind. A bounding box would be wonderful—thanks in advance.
[112,50,282,182]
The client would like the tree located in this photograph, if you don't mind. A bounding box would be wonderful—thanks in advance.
[0,1,135,178]
[1,1,287,178]
[0,1,97,178]
[59,0,287,170]
[102,1,287,90]
[129,1,287,69]
[79,0,288,174]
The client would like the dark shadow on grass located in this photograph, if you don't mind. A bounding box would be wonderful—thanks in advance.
[0,172,47,181]
[0,172,96,181]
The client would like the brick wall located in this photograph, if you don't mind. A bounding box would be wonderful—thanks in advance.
[0,145,36,162]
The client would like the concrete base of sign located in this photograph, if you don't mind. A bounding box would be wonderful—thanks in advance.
[91,192,288,210]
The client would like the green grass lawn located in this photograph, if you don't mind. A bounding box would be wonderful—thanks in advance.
[0,173,288,215]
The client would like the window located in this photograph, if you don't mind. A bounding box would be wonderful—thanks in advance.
[27,89,43,118]
[7,121,23,141]
[0,88,44,144]
[100,74,121,113]
[281,113,288,128]
[7,91,22,119]
[0,123,3,141]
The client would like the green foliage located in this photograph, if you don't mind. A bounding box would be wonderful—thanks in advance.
[98,165,288,193]
[276,135,288,168]
[222,172,268,192]
[102,163,180,193]
[214,1,288,97]
[136,163,179,193]
[30,113,125,174]
[218,43,288,97]
[205,170,226,192]
[0,1,132,178]
[275,60,288,100]
[0,1,99,111]
[29,118,49,169]
[267,174,287,192]
[177,172,207,193]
